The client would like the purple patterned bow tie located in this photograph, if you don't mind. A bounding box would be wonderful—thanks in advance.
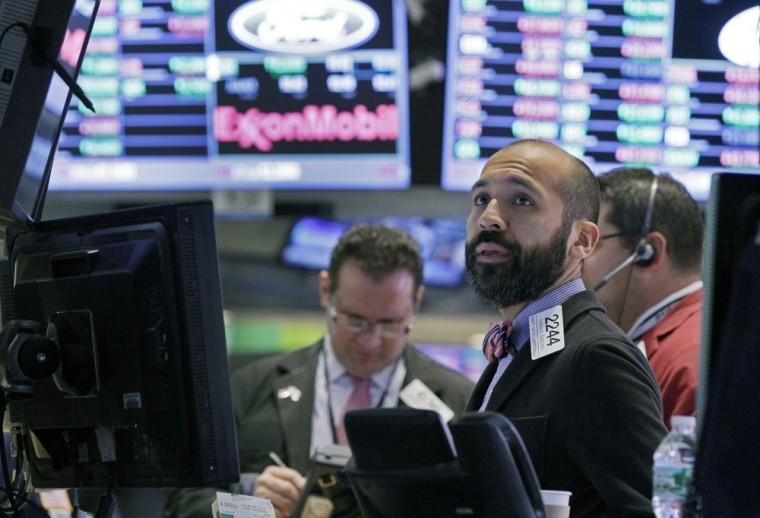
[482,320,516,362]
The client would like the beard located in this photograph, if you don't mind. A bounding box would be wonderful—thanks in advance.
[465,223,571,309]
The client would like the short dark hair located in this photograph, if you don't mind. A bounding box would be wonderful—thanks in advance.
[598,167,703,273]
[327,224,423,296]
[508,139,600,223]
[560,154,600,224]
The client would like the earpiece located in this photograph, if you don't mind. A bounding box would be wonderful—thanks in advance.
[593,176,659,291]
[632,241,656,266]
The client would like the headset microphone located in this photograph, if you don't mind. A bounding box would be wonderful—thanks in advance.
[593,242,655,290]
[593,175,659,291]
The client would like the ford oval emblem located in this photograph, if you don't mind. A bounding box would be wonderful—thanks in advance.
[718,6,760,68]
[228,0,380,55]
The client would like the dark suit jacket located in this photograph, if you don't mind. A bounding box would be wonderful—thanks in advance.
[164,341,474,517]
[233,340,473,474]
[467,291,666,517]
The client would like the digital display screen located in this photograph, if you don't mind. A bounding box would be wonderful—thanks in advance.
[441,0,760,200]
[281,216,467,287]
[416,344,488,383]
[0,0,97,226]
[48,0,410,191]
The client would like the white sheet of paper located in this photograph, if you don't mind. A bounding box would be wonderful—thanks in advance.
[399,378,455,422]
[213,491,275,518]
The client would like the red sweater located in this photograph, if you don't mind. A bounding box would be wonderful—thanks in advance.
[641,289,702,429]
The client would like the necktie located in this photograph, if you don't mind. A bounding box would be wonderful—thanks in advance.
[336,377,371,445]
[482,320,516,362]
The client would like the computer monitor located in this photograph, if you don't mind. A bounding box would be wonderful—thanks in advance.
[694,173,760,514]
[345,408,545,518]
[280,216,467,287]
[441,0,760,199]
[0,0,97,227]
[0,0,239,497]
[47,0,411,191]
[0,201,239,488]
[415,343,487,383]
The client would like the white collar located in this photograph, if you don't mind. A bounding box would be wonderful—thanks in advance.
[323,331,399,389]
[627,280,703,340]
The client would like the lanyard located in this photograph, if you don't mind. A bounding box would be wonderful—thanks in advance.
[322,352,400,445]
[628,282,703,341]
[628,300,680,342]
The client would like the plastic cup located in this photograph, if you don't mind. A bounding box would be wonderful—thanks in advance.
[540,490,572,518]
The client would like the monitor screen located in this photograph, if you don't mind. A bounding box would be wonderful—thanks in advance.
[345,409,546,518]
[47,0,411,191]
[0,201,239,488]
[416,344,487,383]
[280,216,467,287]
[0,0,97,227]
[441,0,760,200]
[694,172,760,513]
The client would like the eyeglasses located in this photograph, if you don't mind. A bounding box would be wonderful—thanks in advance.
[327,304,412,338]
[599,231,635,241]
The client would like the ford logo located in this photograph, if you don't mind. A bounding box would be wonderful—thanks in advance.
[718,6,760,68]
[228,0,380,55]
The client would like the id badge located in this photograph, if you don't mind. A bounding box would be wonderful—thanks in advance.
[529,305,566,360]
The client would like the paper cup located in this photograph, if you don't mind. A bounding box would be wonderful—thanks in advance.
[541,490,572,518]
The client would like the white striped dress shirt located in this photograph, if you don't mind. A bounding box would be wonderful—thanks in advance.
[310,333,406,456]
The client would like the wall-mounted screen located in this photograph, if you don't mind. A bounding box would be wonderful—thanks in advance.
[48,0,410,191]
[281,216,467,287]
[416,343,488,382]
[441,0,760,200]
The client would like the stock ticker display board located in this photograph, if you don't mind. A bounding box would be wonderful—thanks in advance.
[441,0,760,199]
[49,0,411,190]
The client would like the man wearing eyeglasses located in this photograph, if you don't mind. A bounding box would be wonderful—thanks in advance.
[164,225,473,518]
[582,168,703,429]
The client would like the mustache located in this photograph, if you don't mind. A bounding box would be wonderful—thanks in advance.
[467,231,521,256]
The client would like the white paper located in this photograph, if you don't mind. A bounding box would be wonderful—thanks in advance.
[399,378,455,422]
[529,305,566,360]
[213,491,275,518]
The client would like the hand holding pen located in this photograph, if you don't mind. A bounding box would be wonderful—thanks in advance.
[254,452,306,518]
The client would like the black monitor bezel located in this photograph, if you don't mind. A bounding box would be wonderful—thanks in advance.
[2,200,240,488]
[0,0,98,228]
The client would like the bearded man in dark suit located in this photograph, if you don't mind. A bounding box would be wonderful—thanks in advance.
[465,139,666,517]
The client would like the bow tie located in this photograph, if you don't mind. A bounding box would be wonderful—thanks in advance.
[482,320,517,362]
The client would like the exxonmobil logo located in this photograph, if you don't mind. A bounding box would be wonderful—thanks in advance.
[228,0,379,55]
[214,104,398,152]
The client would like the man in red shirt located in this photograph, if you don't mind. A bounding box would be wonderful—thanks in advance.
[583,167,703,428]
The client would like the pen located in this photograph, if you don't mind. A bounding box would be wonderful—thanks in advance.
[49,56,96,113]
[17,22,97,113]
[269,451,287,468]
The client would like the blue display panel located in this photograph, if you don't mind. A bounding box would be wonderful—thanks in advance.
[281,216,467,287]
[416,343,488,383]
[48,0,410,191]
[441,0,759,200]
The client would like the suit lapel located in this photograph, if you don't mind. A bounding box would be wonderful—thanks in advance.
[397,347,456,408]
[272,344,320,472]
[396,346,431,409]
[484,291,603,412]
[395,347,414,409]
[402,346,458,398]
[484,347,542,411]
[466,360,497,411]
